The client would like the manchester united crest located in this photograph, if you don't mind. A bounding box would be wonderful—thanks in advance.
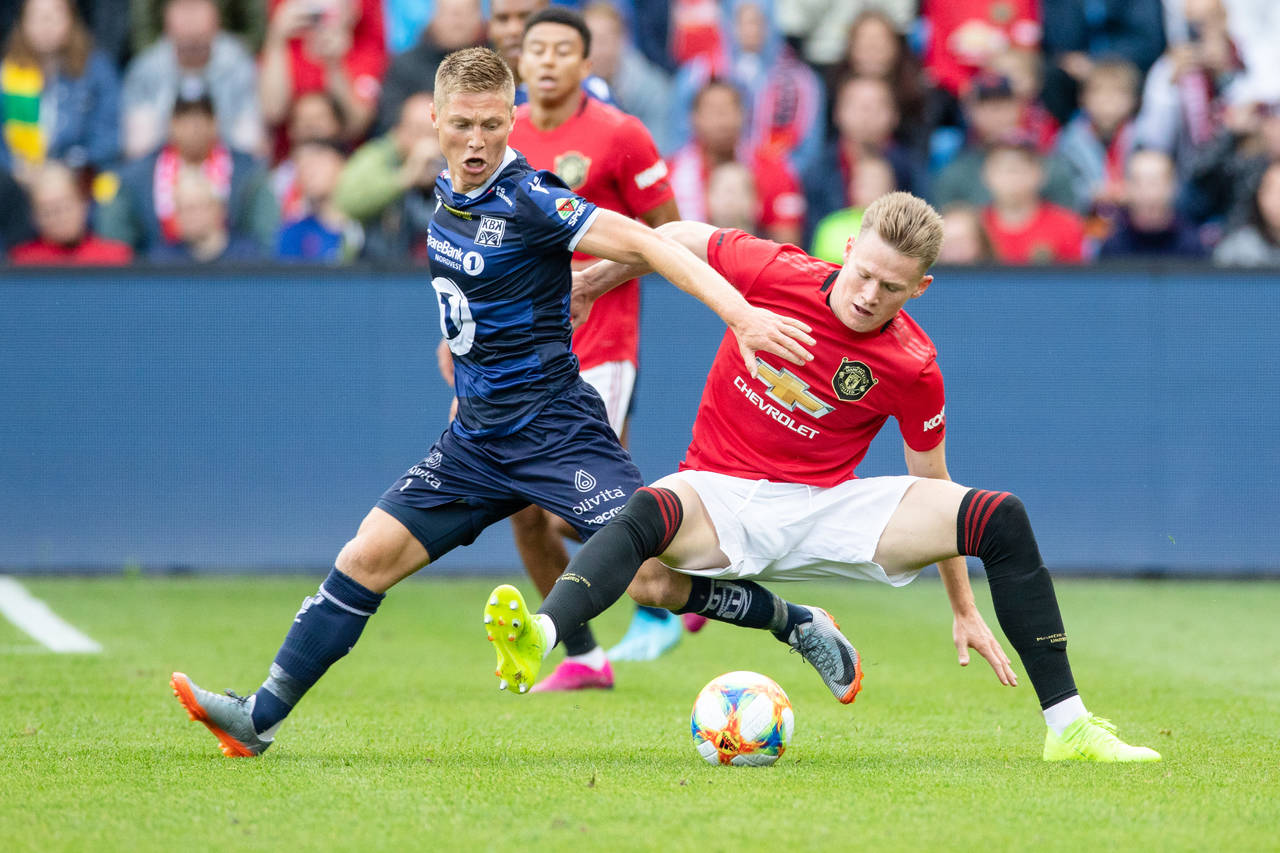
[554,151,591,190]
[832,358,878,402]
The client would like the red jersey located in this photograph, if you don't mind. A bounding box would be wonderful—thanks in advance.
[268,0,387,105]
[982,203,1085,264]
[682,229,946,488]
[922,0,1041,96]
[511,95,674,369]
[9,235,133,265]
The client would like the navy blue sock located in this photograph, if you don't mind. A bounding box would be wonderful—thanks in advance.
[676,577,810,640]
[250,568,385,732]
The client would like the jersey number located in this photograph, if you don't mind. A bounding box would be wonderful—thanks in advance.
[431,276,475,355]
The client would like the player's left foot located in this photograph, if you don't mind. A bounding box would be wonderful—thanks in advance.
[530,658,614,692]
[785,607,863,704]
[484,584,546,694]
[170,672,273,757]
[1042,715,1162,762]
[606,607,683,661]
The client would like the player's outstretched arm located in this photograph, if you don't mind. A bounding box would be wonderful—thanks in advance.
[575,214,815,374]
[904,440,1018,687]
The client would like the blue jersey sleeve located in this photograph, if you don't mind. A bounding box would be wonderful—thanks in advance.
[514,170,600,253]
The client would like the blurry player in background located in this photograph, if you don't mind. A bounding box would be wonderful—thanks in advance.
[487,0,613,106]
[169,47,815,756]
[485,192,1162,762]
[507,7,691,688]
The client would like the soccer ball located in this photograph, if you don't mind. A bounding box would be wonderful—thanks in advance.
[690,671,794,767]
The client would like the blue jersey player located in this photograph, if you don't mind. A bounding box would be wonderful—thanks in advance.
[169,46,816,757]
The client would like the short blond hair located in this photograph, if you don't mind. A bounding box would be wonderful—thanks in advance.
[434,46,516,109]
[861,191,944,272]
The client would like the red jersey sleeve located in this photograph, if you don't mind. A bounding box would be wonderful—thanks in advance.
[611,114,674,217]
[895,358,947,452]
[705,228,786,295]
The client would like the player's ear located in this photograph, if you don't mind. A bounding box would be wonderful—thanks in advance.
[911,274,934,299]
[843,235,855,261]
[430,99,438,127]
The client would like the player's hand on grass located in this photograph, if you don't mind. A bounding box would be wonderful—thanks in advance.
[729,306,815,377]
[953,609,1018,686]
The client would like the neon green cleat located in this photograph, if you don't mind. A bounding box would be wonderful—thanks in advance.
[1043,714,1162,762]
[483,584,546,694]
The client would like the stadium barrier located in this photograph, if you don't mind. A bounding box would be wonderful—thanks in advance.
[2,264,1277,575]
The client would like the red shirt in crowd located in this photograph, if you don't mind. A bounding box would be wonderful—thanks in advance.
[982,203,1086,264]
[510,95,675,370]
[9,235,134,265]
[682,229,946,488]
[667,143,806,238]
[922,0,1042,97]
[268,0,387,106]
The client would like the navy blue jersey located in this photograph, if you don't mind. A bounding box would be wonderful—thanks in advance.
[429,148,601,438]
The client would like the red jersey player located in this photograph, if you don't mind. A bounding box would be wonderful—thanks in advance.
[486,192,1161,762]
[503,7,687,691]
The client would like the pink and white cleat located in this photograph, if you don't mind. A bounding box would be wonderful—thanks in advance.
[681,613,709,633]
[529,658,615,692]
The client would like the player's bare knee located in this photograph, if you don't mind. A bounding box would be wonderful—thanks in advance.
[626,562,686,608]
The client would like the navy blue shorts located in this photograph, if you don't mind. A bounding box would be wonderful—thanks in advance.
[375,381,644,562]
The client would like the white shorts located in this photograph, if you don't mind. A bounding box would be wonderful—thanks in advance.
[579,360,636,438]
[665,471,923,586]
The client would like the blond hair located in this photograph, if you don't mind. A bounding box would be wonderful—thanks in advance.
[434,46,516,109]
[861,191,944,272]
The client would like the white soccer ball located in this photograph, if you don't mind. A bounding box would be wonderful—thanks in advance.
[690,670,794,767]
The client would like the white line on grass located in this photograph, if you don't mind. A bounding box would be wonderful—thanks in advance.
[0,576,102,653]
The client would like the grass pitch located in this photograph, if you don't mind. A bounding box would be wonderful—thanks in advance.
[2,576,1277,852]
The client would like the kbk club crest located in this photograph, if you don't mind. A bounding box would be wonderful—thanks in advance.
[554,151,591,190]
[831,358,878,402]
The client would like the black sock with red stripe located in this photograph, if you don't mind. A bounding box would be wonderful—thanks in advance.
[958,489,1077,709]
[538,487,683,645]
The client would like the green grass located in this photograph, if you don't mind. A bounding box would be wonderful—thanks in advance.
[2,577,1277,852]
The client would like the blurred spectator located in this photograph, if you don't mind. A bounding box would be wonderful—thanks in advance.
[826,10,931,155]
[1053,58,1140,215]
[259,0,387,145]
[148,169,263,262]
[121,0,263,161]
[583,1,673,153]
[273,91,345,221]
[1098,149,1204,258]
[130,0,268,54]
[1166,0,1280,105]
[668,78,805,246]
[809,153,896,263]
[776,0,915,71]
[333,90,441,260]
[704,161,757,233]
[931,73,1076,210]
[980,139,1086,264]
[376,0,482,133]
[8,161,132,264]
[276,138,360,262]
[988,47,1060,153]
[920,0,1041,99]
[384,0,434,54]
[1039,0,1166,124]
[669,0,726,69]
[937,202,995,264]
[670,0,824,175]
[1213,160,1280,266]
[95,84,277,253]
[804,76,923,242]
[1133,0,1245,179]
[1,1,132,67]
[0,165,34,250]
[1187,100,1280,226]
[0,0,120,179]
[489,0,543,83]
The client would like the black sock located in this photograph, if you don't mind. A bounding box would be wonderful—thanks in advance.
[677,577,810,640]
[559,624,598,656]
[538,487,683,645]
[958,489,1077,709]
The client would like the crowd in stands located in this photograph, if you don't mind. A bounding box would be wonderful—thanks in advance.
[3,0,1280,267]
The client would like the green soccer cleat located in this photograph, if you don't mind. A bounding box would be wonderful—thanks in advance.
[1042,714,1162,762]
[484,584,546,694]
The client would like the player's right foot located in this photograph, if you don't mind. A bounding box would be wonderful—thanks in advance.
[170,672,272,757]
[785,608,863,704]
[484,584,546,694]
[530,658,614,692]
[1042,715,1162,762]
